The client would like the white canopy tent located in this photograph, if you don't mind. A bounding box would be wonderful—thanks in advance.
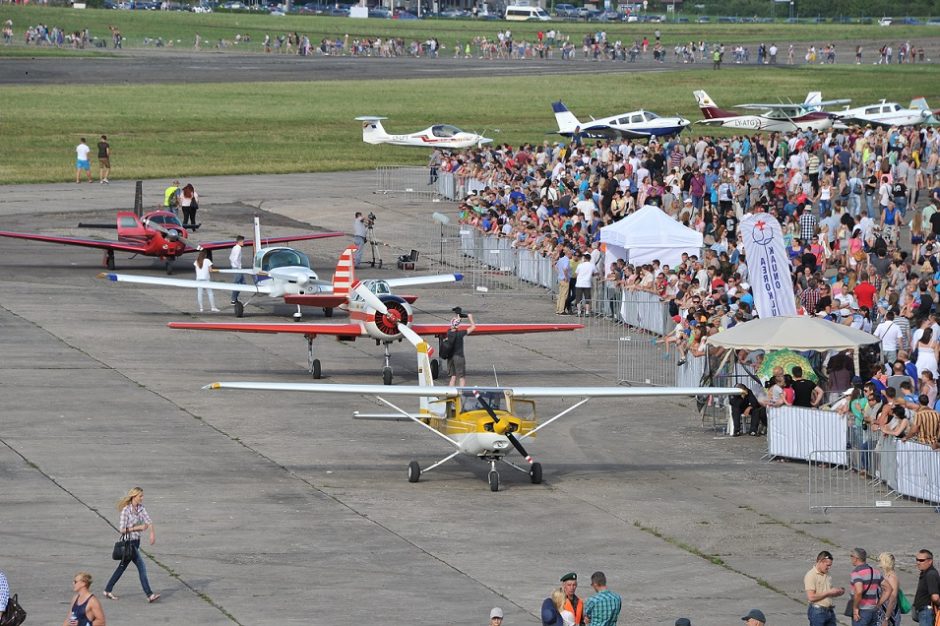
[600,205,703,269]
[706,315,880,374]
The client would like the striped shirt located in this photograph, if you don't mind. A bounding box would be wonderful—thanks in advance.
[912,408,940,447]
[119,504,152,541]
[584,589,622,626]
[850,564,882,611]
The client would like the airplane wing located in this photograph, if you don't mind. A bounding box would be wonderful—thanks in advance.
[282,294,349,308]
[168,321,362,336]
[0,230,148,254]
[189,232,344,253]
[835,116,895,129]
[383,273,462,289]
[581,124,653,140]
[694,117,736,126]
[98,272,271,295]
[409,322,583,338]
[205,382,742,399]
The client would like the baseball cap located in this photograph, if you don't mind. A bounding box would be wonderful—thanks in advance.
[741,609,766,623]
[490,608,504,619]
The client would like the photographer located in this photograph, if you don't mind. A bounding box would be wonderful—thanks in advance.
[442,307,476,387]
[353,212,371,268]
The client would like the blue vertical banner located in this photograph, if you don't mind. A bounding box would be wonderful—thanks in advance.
[740,213,797,318]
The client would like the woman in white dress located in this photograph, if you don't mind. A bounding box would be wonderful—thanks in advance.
[914,327,939,379]
[194,248,219,313]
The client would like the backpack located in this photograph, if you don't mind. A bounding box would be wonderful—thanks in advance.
[851,178,863,195]
[0,593,27,626]
[439,333,455,360]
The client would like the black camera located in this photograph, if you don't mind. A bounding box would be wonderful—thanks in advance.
[367,212,377,225]
[452,306,468,318]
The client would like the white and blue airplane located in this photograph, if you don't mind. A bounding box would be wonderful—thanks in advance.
[551,101,691,140]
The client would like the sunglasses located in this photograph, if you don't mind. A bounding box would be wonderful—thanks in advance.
[916,558,930,562]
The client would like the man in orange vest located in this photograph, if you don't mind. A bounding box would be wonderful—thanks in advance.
[561,572,584,625]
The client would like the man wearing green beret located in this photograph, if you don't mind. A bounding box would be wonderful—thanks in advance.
[561,572,584,625]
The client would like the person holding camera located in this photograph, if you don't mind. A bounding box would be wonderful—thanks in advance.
[443,307,476,387]
[353,212,369,268]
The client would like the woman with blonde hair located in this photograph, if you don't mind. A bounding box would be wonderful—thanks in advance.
[878,552,901,626]
[540,587,564,626]
[63,572,105,626]
[103,487,160,603]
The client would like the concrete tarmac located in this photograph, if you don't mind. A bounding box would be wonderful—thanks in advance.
[0,175,938,626]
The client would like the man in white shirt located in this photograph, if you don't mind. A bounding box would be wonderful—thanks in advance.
[229,235,245,305]
[874,310,903,363]
[576,194,597,221]
[353,212,369,267]
[75,137,92,183]
[574,253,596,316]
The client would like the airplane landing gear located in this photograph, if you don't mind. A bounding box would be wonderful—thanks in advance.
[430,358,440,380]
[307,337,322,379]
[293,305,303,322]
[323,307,333,318]
[407,461,421,483]
[233,301,245,318]
[383,367,393,386]
[529,462,543,484]
[165,261,173,275]
[488,469,500,492]
[105,250,115,270]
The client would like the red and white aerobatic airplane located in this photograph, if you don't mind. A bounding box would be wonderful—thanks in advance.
[169,279,581,384]
[0,210,342,274]
[355,116,493,149]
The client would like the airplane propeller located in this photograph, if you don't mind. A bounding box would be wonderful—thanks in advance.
[473,390,533,464]
[353,281,416,340]
[143,218,197,249]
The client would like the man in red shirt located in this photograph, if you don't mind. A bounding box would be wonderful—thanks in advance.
[854,272,877,313]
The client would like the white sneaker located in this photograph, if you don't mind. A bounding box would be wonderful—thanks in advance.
[211,308,221,312]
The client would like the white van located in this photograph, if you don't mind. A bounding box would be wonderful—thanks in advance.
[504,5,551,20]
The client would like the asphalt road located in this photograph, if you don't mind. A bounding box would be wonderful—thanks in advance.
[0,173,938,626]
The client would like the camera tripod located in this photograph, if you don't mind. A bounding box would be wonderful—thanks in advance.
[366,224,383,269]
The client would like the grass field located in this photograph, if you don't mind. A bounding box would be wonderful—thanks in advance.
[0,4,934,53]
[2,64,937,184]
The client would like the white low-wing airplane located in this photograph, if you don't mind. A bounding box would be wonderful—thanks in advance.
[551,100,691,139]
[832,98,939,128]
[355,116,493,149]
[100,220,460,319]
[205,303,743,491]
[693,90,850,132]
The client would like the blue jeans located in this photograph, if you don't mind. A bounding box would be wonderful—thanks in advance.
[853,609,879,626]
[231,272,245,303]
[105,539,153,596]
[353,236,366,266]
[808,605,837,626]
[865,195,875,218]
[917,607,935,626]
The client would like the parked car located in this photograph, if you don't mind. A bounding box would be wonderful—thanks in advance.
[439,7,468,17]
[393,9,418,18]
[369,5,391,16]
[878,16,893,25]
[326,5,350,15]
[553,2,578,17]
[696,15,709,22]
[899,17,923,24]
[927,17,940,25]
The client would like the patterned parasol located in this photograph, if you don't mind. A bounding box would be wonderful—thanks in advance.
[758,348,818,383]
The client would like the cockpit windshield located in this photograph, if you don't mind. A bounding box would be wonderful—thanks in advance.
[431,124,462,138]
[366,280,391,295]
[258,248,311,272]
[147,214,184,228]
[460,390,503,412]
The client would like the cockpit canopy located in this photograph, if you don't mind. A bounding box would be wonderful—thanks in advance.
[256,247,311,272]
[145,213,184,229]
[460,389,504,412]
[431,124,463,138]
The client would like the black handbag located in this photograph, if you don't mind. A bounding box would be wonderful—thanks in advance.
[112,533,137,563]
[0,593,27,626]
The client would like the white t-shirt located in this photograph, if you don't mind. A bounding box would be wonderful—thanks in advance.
[874,320,902,351]
[575,261,595,288]
[194,258,213,280]
[76,143,91,161]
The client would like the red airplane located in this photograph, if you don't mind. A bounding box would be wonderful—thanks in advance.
[169,279,582,384]
[0,210,343,274]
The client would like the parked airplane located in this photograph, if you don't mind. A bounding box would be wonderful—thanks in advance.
[355,116,493,149]
[832,97,939,128]
[693,90,849,132]
[204,325,743,491]
[100,234,461,319]
[170,282,581,384]
[551,101,691,139]
[0,210,342,274]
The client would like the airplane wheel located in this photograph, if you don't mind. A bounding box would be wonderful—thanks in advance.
[234,301,245,318]
[165,262,173,275]
[311,359,322,380]
[430,358,440,380]
[529,462,543,485]
[382,367,393,386]
[106,254,115,270]
[488,470,500,492]
[324,307,334,318]
[407,461,421,483]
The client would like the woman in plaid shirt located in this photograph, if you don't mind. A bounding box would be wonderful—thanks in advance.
[103,487,160,603]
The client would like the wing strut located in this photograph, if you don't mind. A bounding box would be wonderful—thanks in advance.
[518,398,591,440]
[374,396,459,447]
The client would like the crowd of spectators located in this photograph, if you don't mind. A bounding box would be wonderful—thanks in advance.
[453,122,940,444]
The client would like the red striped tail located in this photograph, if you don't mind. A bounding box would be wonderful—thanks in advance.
[332,245,356,299]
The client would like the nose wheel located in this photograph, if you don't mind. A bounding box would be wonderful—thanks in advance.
[529,462,542,484]
[383,367,393,386]
[488,470,500,492]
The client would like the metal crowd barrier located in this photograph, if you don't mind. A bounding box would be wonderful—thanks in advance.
[375,166,442,202]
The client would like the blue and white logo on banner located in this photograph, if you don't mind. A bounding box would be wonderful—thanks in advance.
[740,213,797,318]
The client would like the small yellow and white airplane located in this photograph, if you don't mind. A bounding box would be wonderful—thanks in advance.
[205,286,742,491]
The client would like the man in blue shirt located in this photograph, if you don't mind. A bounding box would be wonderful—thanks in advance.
[584,571,621,626]
[555,248,572,315]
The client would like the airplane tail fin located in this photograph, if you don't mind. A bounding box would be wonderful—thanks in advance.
[693,90,735,119]
[355,116,389,145]
[910,97,937,121]
[253,216,262,251]
[332,245,356,299]
[551,101,582,136]
[803,91,822,111]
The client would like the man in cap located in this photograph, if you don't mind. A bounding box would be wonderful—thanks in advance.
[742,609,766,625]
[560,572,584,625]
[849,547,889,626]
[675,619,692,626]
[444,307,476,387]
[489,607,504,625]
[805,550,844,626]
